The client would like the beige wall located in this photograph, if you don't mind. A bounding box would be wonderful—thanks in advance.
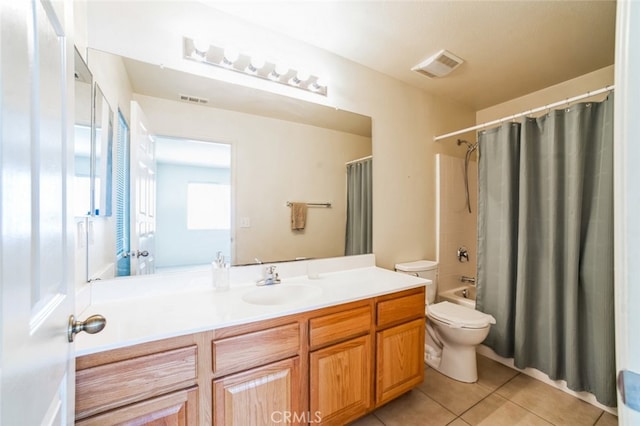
[83,1,476,271]
[437,154,477,296]
[477,65,614,123]
[134,94,371,265]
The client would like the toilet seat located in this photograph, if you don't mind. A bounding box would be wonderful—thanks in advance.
[427,301,496,329]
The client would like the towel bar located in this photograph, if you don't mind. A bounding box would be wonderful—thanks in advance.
[286,201,332,208]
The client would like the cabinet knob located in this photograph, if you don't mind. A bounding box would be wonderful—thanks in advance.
[68,314,106,342]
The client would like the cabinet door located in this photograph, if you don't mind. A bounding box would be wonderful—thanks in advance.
[213,357,301,426]
[310,335,372,425]
[76,387,198,426]
[376,318,425,405]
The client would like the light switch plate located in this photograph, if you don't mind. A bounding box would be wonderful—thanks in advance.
[619,369,640,412]
[239,217,251,228]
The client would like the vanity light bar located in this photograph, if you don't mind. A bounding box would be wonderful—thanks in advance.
[183,37,327,96]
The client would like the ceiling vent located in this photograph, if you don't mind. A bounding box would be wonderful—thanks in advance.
[179,94,209,104]
[412,49,464,79]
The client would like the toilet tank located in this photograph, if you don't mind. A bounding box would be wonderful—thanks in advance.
[394,260,438,304]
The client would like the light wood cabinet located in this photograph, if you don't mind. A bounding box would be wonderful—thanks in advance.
[375,318,425,405]
[75,286,425,425]
[374,290,426,406]
[211,320,303,426]
[310,334,372,425]
[213,357,301,426]
[309,303,373,425]
[74,333,209,425]
[76,387,198,426]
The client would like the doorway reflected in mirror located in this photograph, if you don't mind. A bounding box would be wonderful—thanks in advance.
[155,136,231,272]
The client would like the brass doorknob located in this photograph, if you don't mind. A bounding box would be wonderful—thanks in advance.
[68,314,106,342]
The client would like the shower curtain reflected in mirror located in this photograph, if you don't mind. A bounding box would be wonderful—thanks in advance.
[476,94,616,406]
[345,157,372,255]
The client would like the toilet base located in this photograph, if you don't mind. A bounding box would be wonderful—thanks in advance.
[425,342,479,383]
[437,344,479,383]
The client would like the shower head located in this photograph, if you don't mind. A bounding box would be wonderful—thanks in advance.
[457,139,477,152]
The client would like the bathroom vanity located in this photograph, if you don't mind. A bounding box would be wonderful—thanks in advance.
[73,255,426,425]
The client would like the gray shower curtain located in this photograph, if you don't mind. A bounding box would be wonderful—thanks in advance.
[345,158,372,255]
[476,95,615,406]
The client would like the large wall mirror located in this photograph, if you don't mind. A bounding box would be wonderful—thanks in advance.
[92,84,114,217]
[74,48,115,219]
[84,49,372,280]
[73,47,93,217]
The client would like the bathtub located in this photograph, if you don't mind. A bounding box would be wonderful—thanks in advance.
[439,285,476,309]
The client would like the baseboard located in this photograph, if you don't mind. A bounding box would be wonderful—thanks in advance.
[476,344,617,416]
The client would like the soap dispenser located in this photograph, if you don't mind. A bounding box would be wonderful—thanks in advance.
[212,251,229,291]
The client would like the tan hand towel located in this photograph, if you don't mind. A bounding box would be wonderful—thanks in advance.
[290,202,308,230]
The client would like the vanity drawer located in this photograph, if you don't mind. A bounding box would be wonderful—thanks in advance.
[376,290,425,329]
[213,322,299,376]
[309,305,372,349]
[75,345,197,420]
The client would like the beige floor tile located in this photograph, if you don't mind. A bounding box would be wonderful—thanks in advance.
[417,366,492,415]
[348,413,385,426]
[594,412,619,426]
[447,418,471,425]
[496,374,603,425]
[461,393,553,426]
[374,389,456,426]
[475,355,520,391]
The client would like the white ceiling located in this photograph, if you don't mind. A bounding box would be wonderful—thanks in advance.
[206,0,616,111]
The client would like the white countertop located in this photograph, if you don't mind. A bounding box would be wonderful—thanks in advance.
[75,255,428,356]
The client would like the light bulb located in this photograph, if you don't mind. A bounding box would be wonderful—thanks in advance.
[289,69,311,86]
[192,38,209,55]
[269,64,289,80]
[246,56,265,73]
[310,77,328,94]
[222,48,239,66]
[296,70,310,82]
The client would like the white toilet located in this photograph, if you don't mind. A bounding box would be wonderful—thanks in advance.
[395,260,496,383]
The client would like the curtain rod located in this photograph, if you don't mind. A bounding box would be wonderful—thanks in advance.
[346,155,372,165]
[434,85,615,142]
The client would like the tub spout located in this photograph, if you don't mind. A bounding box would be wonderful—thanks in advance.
[461,275,476,284]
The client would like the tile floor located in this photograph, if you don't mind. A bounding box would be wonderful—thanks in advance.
[350,355,618,426]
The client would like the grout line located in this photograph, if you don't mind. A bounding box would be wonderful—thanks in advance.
[371,412,386,425]
[493,371,521,394]
[455,371,523,421]
[413,384,458,419]
[494,373,607,426]
[593,411,605,425]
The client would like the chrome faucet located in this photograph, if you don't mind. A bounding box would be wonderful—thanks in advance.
[461,275,476,284]
[256,265,281,286]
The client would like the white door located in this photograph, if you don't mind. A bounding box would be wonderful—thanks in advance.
[129,101,156,275]
[1,0,75,424]
[614,1,640,424]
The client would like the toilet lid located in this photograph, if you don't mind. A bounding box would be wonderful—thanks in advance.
[427,301,496,329]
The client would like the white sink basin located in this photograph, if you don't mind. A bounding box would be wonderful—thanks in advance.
[241,283,322,306]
